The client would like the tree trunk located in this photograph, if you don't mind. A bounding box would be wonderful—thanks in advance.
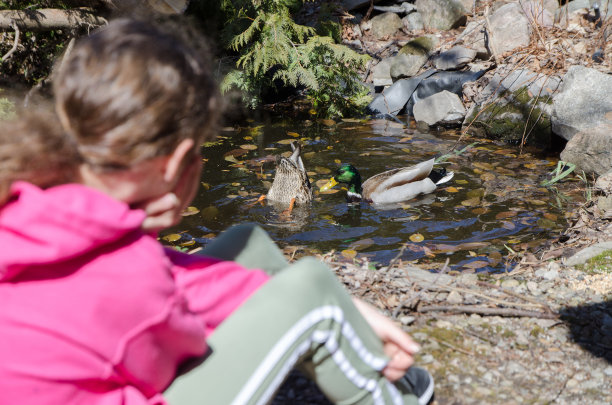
[0,9,107,31]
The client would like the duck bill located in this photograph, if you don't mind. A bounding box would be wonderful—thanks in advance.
[319,178,338,192]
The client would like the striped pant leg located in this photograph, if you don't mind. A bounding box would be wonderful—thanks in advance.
[165,258,418,405]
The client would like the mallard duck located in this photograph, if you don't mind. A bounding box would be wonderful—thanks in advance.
[258,141,312,213]
[319,158,453,205]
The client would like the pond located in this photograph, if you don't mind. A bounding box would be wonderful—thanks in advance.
[162,117,585,273]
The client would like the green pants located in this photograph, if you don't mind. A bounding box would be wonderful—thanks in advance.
[165,224,417,405]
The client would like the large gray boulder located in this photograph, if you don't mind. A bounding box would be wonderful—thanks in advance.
[413,90,466,126]
[560,121,612,176]
[432,46,477,70]
[369,12,404,39]
[552,66,612,141]
[415,0,467,30]
[488,3,531,56]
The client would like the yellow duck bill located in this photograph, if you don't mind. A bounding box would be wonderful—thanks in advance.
[319,177,338,192]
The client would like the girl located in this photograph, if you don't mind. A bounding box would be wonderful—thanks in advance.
[0,18,433,405]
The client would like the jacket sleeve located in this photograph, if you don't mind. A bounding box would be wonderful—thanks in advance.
[165,249,270,335]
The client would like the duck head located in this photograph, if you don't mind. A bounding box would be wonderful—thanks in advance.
[320,163,363,202]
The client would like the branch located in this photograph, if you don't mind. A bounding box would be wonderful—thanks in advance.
[1,20,19,62]
[0,9,107,32]
[417,304,559,319]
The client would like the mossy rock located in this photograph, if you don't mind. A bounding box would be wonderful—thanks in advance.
[399,36,438,57]
[463,87,552,147]
[0,97,15,121]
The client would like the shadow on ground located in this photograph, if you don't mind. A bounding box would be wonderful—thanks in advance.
[560,300,612,363]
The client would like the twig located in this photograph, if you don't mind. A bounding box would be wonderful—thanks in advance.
[1,20,19,62]
[386,243,408,271]
[431,335,475,356]
[476,280,554,312]
[417,304,558,319]
[392,258,450,319]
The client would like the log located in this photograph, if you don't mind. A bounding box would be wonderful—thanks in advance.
[0,9,107,31]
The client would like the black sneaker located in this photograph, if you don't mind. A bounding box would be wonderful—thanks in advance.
[396,367,435,405]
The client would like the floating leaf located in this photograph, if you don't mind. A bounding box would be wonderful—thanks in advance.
[399,137,412,142]
[200,182,210,190]
[182,206,200,216]
[469,250,477,257]
[480,172,496,182]
[502,221,516,230]
[472,207,488,215]
[277,139,295,145]
[315,166,332,174]
[341,249,357,259]
[455,179,469,185]
[473,162,495,171]
[243,135,253,140]
[461,197,481,207]
[537,218,556,228]
[162,234,181,242]
[334,159,342,164]
[544,213,558,221]
[445,186,459,193]
[321,119,336,126]
[507,239,521,244]
[401,148,411,154]
[529,199,547,205]
[224,149,249,157]
[349,238,375,251]
[463,260,489,269]
[240,144,257,150]
[409,233,425,242]
[200,206,219,221]
[287,131,300,137]
[488,251,503,265]
[179,240,196,247]
[303,152,316,159]
[524,163,537,169]
[224,155,238,163]
[495,211,517,220]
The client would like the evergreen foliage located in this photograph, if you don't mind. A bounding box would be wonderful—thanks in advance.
[218,0,371,118]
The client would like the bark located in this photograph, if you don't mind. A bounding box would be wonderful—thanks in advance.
[0,8,107,31]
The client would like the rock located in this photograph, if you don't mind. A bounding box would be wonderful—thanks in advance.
[402,12,425,30]
[398,35,438,57]
[415,0,467,30]
[373,2,416,15]
[595,171,612,195]
[501,279,520,288]
[526,281,540,294]
[488,3,531,56]
[342,0,381,11]
[370,59,393,87]
[413,90,466,126]
[432,46,477,70]
[390,53,427,80]
[369,12,404,39]
[552,66,612,141]
[367,69,437,116]
[458,20,489,58]
[400,315,416,325]
[564,242,612,266]
[446,290,463,304]
[560,122,612,175]
[463,68,560,146]
[534,267,559,280]
[520,0,554,27]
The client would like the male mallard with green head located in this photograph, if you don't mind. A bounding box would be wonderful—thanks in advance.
[320,158,453,205]
[259,141,312,213]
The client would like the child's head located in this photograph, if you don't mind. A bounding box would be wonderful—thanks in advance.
[1,18,219,221]
[54,18,219,171]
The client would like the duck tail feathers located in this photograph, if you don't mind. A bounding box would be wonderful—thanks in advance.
[435,171,454,185]
[428,168,454,185]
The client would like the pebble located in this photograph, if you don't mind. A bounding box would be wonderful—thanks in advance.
[501,279,520,288]
[526,281,540,294]
[604,366,612,377]
[400,315,415,325]
[446,290,463,304]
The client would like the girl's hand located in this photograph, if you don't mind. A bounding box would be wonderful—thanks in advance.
[352,298,420,381]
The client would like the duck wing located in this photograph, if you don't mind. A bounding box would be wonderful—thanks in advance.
[363,159,437,204]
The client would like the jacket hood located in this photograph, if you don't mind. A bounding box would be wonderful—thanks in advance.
[0,182,146,281]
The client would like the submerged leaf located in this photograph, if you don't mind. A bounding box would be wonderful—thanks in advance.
[409,233,425,242]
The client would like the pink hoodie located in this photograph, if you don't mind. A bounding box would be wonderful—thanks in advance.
[0,182,269,404]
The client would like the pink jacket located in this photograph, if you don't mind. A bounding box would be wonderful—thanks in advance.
[0,182,269,404]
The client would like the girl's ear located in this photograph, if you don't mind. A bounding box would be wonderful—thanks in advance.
[163,138,195,183]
